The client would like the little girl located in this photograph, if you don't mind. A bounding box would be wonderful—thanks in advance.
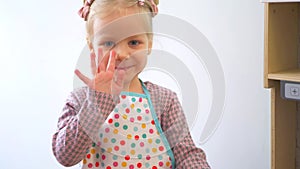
[52,0,210,168]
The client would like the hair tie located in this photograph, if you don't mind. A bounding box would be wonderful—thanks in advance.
[78,0,94,21]
[137,0,158,17]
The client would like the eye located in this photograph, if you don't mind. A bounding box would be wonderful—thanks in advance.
[102,41,116,48]
[128,40,141,46]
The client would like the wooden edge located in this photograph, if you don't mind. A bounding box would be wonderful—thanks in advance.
[264,3,271,88]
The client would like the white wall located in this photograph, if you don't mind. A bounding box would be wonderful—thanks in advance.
[0,0,270,169]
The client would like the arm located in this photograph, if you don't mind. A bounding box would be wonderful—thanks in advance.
[52,87,115,167]
[161,92,211,169]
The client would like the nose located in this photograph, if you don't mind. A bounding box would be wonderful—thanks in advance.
[113,41,130,61]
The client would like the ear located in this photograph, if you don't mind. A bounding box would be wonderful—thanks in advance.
[147,33,153,55]
[86,36,94,52]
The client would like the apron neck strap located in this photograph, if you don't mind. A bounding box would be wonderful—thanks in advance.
[139,79,150,97]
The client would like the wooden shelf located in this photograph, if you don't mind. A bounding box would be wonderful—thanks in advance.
[268,69,300,82]
[264,2,299,169]
[262,0,300,2]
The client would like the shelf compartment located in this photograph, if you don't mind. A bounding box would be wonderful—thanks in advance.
[268,69,300,82]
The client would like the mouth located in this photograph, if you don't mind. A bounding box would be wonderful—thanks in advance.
[115,65,133,71]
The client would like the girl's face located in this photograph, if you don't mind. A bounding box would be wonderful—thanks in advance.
[90,6,152,85]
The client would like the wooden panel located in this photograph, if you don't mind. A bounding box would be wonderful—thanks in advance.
[268,68,300,82]
[265,3,299,88]
[271,81,297,169]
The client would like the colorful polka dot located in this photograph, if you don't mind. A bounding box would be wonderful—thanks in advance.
[137,162,142,168]
[148,138,153,144]
[141,123,146,128]
[130,104,135,109]
[146,155,151,160]
[113,155,118,160]
[122,114,128,119]
[96,153,100,158]
[159,146,164,151]
[90,148,96,154]
[133,126,138,131]
[137,108,141,113]
[149,129,154,134]
[114,146,119,151]
[121,95,126,99]
[151,120,155,125]
[103,138,108,143]
[102,155,106,160]
[139,98,143,102]
[131,98,136,102]
[152,166,158,169]
[130,149,135,155]
[159,161,164,167]
[131,143,136,148]
[83,159,87,164]
[114,122,120,127]
[140,142,145,147]
[137,154,142,159]
[113,129,118,134]
[152,148,157,153]
[121,151,126,155]
[88,163,93,168]
[108,118,113,124]
[107,147,112,153]
[155,139,161,144]
[134,135,139,140]
[158,155,163,160]
[114,114,120,119]
[129,164,135,169]
[142,133,147,138]
[127,134,132,139]
[125,155,130,160]
[105,127,110,133]
[145,163,150,168]
[113,162,118,167]
[145,109,150,113]
[137,116,142,121]
[120,140,126,145]
[121,162,127,167]
[123,125,128,130]
[130,117,135,122]
[86,154,91,159]
[111,138,116,143]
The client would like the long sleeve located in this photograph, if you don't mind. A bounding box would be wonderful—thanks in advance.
[52,87,116,167]
[162,92,211,169]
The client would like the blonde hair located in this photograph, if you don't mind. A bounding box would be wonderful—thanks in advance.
[84,0,159,39]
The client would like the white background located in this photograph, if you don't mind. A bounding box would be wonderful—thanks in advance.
[0,0,270,169]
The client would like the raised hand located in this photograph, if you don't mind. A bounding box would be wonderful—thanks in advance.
[75,48,125,95]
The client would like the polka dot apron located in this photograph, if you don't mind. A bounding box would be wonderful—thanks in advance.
[82,83,175,169]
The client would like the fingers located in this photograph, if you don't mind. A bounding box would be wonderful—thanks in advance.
[97,48,103,73]
[75,69,91,86]
[114,69,125,87]
[98,49,116,73]
[98,49,109,73]
[106,50,116,72]
[90,52,96,76]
